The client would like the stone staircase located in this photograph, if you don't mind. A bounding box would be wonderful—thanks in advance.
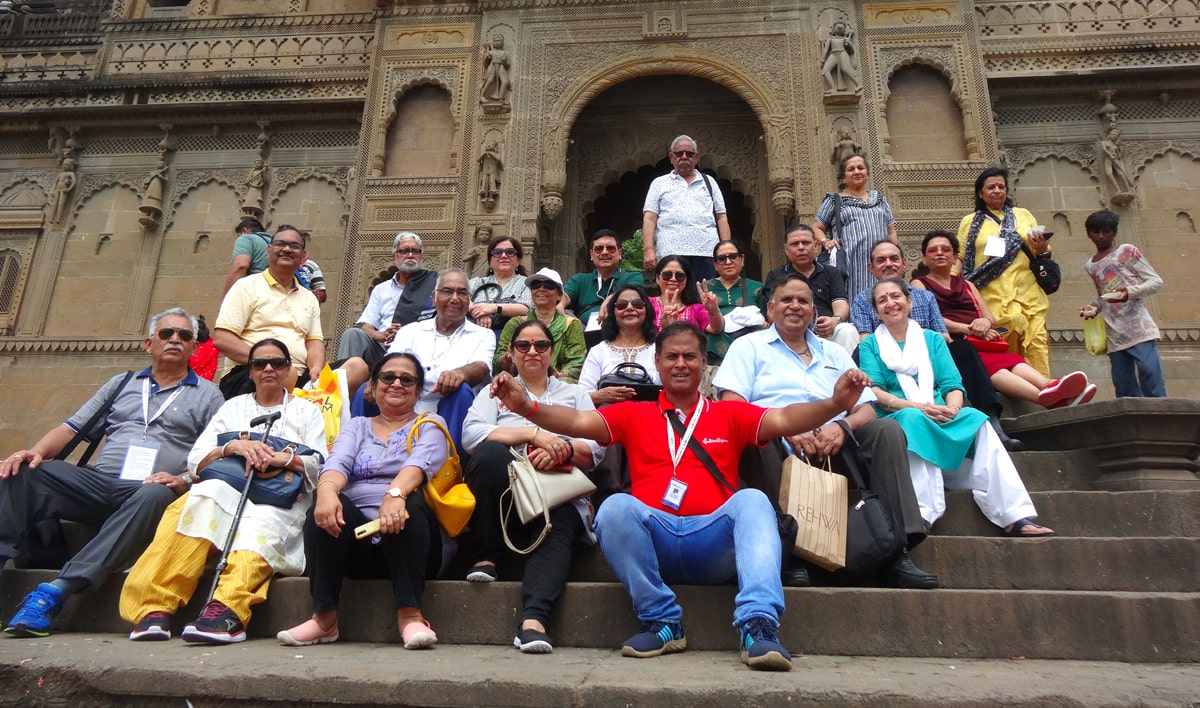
[0,399,1196,702]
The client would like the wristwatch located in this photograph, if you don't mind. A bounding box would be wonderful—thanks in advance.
[496,304,502,316]
[387,487,407,500]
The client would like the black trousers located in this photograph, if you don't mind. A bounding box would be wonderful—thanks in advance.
[465,440,585,626]
[304,491,441,612]
[947,338,1002,417]
[739,418,927,549]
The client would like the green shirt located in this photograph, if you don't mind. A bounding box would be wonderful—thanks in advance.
[706,276,764,363]
[563,268,645,324]
[496,312,588,384]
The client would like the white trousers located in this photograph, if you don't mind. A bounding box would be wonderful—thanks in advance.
[826,322,861,356]
[906,424,1037,529]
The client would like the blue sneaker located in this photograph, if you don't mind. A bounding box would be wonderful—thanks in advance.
[739,617,793,671]
[620,620,686,658]
[5,583,64,638]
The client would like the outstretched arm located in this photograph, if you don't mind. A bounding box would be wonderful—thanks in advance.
[490,372,611,444]
[758,369,868,443]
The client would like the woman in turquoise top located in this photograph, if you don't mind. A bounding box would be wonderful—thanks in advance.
[858,278,1053,538]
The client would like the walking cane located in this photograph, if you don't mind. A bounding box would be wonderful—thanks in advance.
[204,410,281,604]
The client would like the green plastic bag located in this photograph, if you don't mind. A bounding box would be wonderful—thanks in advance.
[1083,316,1107,356]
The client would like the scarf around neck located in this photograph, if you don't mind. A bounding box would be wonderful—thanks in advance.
[961,205,1022,290]
[874,319,934,405]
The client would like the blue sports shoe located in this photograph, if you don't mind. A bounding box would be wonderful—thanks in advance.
[739,617,793,671]
[620,620,686,658]
[5,583,64,638]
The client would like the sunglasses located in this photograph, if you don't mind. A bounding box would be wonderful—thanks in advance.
[925,245,955,254]
[394,248,422,256]
[592,244,618,254]
[490,247,518,258]
[156,327,194,342]
[714,253,742,263]
[615,298,645,311]
[672,150,697,158]
[659,271,688,282]
[271,241,304,251]
[528,280,561,291]
[249,357,290,370]
[378,371,419,387]
[513,339,552,353]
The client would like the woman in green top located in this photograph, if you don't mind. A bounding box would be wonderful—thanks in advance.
[496,268,587,383]
[706,240,764,364]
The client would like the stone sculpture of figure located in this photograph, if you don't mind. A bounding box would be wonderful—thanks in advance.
[241,159,266,217]
[479,35,512,109]
[48,157,77,226]
[463,224,493,277]
[139,158,168,223]
[478,142,503,212]
[820,21,861,94]
[1096,129,1136,205]
[830,126,862,166]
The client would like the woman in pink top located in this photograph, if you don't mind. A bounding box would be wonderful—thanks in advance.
[648,255,724,335]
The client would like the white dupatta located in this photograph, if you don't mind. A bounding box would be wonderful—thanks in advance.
[873,319,935,405]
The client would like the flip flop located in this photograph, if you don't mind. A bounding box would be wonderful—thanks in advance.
[1002,517,1056,538]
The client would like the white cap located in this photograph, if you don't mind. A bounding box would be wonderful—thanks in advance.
[724,306,765,334]
[526,267,563,288]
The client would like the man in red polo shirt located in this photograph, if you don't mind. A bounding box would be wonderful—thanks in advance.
[489,322,867,672]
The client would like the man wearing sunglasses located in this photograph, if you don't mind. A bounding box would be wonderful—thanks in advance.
[214,225,326,398]
[0,308,223,637]
[562,229,645,347]
[336,231,438,368]
[642,135,730,279]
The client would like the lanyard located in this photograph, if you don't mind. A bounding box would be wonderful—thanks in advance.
[665,400,704,476]
[141,378,185,440]
[595,270,620,301]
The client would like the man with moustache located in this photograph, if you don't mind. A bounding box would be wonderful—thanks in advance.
[0,308,223,637]
[642,135,730,279]
[562,229,645,347]
[761,224,859,354]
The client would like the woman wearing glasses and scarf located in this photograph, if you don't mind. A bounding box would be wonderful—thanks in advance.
[957,167,1053,376]
[461,320,604,653]
[495,268,586,384]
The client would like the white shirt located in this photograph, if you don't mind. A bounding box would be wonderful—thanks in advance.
[387,318,496,411]
[355,276,405,331]
[643,171,727,257]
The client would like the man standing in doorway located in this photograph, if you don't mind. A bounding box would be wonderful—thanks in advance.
[642,135,730,280]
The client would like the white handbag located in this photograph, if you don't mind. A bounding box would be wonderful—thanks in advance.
[500,446,596,554]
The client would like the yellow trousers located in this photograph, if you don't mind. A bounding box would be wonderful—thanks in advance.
[119,494,273,626]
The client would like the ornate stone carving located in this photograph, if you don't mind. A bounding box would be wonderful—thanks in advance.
[479,34,512,113]
[477,141,503,212]
[138,127,174,230]
[47,158,77,227]
[1095,129,1137,207]
[463,223,493,277]
[107,34,373,75]
[820,21,861,97]
[241,159,267,218]
[830,126,862,166]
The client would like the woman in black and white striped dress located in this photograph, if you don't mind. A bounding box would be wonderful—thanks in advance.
[813,153,900,301]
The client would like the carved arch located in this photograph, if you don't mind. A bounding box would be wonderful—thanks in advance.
[882,56,962,102]
[1131,146,1200,177]
[0,179,49,208]
[161,175,242,233]
[1010,152,1098,183]
[70,177,141,225]
[268,170,348,210]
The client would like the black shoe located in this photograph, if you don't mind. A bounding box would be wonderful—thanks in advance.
[880,555,940,589]
[989,415,1025,452]
[781,559,811,588]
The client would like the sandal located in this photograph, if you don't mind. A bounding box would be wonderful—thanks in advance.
[1002,518,1056,538]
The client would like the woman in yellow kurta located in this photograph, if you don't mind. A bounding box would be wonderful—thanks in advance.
[957,167,1053,376]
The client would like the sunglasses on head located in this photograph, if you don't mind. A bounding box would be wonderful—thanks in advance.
[672,150,697,158]
[513,339,552,353]
[592,243,618,253]
[156,327,194,342]
[378,371,419,387]
[615,298,645,311]
[714,253,742,263]
[490,247,518,258]
[528,280,561,291]
[659,270,688,282]
[249,357,290,370]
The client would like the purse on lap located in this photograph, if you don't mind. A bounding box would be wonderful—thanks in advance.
[197,431,323,509]
[597,362,662,402]
[501,446,596,555]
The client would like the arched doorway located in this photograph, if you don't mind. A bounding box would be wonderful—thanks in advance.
[552,75,770,280]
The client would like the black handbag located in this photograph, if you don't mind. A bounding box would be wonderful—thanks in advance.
[1020,242,1061,295]
[597,362,662,402]
[197,431,322,508]
[471,281,517,332]
[830,420,905,583]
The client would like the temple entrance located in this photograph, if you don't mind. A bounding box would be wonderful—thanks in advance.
[553,75,771,280]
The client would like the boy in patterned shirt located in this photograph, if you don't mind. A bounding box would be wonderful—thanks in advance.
[1080,210,1166,397]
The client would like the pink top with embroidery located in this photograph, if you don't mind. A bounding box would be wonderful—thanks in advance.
[1084,243,1162,352]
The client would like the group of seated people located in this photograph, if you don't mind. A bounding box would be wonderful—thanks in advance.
[0,216,1078,674]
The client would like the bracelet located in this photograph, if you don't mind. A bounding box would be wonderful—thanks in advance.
[285,451,296,471]
[527,400,540,418]
[316,479,339,493]
[220,441,234,459]
[530,425,540,443]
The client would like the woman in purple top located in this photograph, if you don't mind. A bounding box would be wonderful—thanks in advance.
[278,353,449,650]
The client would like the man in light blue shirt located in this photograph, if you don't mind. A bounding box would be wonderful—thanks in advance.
[713,273,936,589]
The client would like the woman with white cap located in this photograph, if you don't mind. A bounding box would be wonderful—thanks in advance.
[496,268,587,383]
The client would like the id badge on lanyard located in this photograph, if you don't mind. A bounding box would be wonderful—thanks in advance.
[663,402,703,510]
[119,378,183,481]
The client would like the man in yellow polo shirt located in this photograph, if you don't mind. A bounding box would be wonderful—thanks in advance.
[214,224,325,399]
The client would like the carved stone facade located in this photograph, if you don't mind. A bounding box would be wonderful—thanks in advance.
[0,0,1198,448]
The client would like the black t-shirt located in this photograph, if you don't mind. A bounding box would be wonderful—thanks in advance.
[760,261,847,318]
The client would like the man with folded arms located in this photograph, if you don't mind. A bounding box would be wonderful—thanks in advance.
[0,308,223,637]
[715,273,938,589]
[489,321,868,672]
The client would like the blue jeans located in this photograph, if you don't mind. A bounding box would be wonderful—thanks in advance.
[594,489,783,629]
[1110,340,1167,397]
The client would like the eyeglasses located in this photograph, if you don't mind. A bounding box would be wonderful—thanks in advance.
[490,248,518,258]
[271,240,304,251]
[672,150,697,158]
[394,248,423,256]
[925,245,955,254]
[436,288,470,299]
[873,255,904,264]
[156,327,194,342]
[659,271,688,282]
[615,298,645,311]
[378,371,419,387]
[714,253,742,264]
[249,357,290,370]
[528,280,561,291]
[513,339,552,353]
[592,244,618,254]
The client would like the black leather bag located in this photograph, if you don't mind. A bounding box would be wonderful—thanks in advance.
[830,420,905,583]
[1021,243,1061,295]
[197,431,322,508]
[597,362,662,402]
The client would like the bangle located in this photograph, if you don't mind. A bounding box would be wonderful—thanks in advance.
[220,441,233,459]
[285,451,296,470]
[530,425,539,443]
[527,400,539,418]
[316,479,338,493]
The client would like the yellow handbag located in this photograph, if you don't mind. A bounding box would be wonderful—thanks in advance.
[407,412,475,537]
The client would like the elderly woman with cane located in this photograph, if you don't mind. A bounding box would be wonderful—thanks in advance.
[120,338,327,643]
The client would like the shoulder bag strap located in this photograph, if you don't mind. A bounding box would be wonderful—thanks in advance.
[739,276,749,306]
[666,412,737,495]
[830,193,841,242]
[830,418,875,495]
[700,172,719,224]
[59,370,135,465]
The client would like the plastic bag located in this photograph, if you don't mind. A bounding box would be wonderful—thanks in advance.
[293,365,344,450]
[1083,316,1107,356]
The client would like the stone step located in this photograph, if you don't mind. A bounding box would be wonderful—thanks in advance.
[3,572,1197,662]
[3,637,1198,708]
[1006,450,1096,491]
[931,489,1200,537]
